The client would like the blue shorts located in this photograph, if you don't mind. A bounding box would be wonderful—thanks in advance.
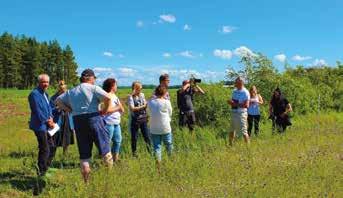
[73,112,110,160]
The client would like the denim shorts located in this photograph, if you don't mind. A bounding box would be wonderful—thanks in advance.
[73,112,110,160]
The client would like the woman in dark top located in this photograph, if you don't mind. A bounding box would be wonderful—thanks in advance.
[269,88,293,133]
[50,80,75,155]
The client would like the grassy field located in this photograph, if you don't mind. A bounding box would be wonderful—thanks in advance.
[0,89,342,197]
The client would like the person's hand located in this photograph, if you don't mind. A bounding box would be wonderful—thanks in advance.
[47,118,55,129]
[182,83,191,91]
[280,112,287,118]
[99,109,106,115]
[228,100,237,107]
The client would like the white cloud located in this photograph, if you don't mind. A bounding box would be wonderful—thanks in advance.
[233,46,257,58]
[93,67,113,72]
[219,26,236,34]
[136,20,144,28]
[183,24,191,31]
[213,49,233,60]
[159,14,176,23]
[312,59,327,67]
[179,51,196,58]
[117,54,125,58]
[103,51,113,57]
[163,53,172,58]
[87,65,225,85]
[274,54,287,63]
[117,67,137,77]
[292,55,312,61]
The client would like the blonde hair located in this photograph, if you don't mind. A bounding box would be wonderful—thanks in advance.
[58,80,67,92]
[249,85,257,96]
[131,81,142,91]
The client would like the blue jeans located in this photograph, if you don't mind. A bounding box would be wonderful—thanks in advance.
[151,133,173,161]
[105,124,122,154]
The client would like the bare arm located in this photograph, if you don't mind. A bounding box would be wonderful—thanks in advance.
[258,94,264,105]
[240,100,250,108]
[194,85,205,95]
[102,97,112,114]
[286,103,292,113]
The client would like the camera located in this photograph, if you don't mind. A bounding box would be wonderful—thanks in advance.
[190,77,201,84]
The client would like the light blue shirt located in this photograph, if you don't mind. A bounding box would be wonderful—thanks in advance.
[231,87,250,113]
[248,96,260,115]
[58,83,110,116]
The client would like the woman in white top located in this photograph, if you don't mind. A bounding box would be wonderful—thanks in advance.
[247,86,263,137]
[102,78,124,162]
[148,85,173,171]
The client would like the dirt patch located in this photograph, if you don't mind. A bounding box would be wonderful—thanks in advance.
[0,103,29,125]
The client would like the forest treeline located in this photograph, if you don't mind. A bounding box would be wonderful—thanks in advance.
[0,32,78,89]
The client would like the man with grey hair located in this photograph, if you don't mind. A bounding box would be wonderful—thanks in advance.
[228,77,250,145]
[55,69,113,183]
[28,74,57,177]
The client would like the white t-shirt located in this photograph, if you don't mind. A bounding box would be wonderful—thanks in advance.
[103,94,121,125]
[148,98,172,134]
[231,87,250,113]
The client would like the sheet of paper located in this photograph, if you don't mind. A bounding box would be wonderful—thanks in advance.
[48,123,60,136]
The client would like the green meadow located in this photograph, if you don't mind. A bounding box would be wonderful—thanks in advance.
[0,88,342,197]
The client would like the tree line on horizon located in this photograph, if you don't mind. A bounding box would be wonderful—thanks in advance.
[0,32,78,89]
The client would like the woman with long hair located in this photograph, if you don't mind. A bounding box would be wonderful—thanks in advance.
[269,87,293,133]
[247,86,264,137]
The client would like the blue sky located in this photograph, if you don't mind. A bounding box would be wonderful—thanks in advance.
[1,0,342,85]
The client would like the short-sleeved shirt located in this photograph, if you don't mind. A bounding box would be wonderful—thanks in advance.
[127,93,147,118]
[58,83,110,116]
[177,87,194,112]
[231,87,250,113]
[103,94,121,125]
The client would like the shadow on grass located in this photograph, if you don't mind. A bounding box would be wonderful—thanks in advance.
[51,160,78,169]
[0,170,46,196]
[8,150,35,158]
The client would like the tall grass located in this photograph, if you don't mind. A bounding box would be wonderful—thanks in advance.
[0,89,342,197]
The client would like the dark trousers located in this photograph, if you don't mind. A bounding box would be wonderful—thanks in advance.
[247,114,260,136]
[34,131,57,176]
[272,116,288,133]
[73,113,111,160]
[179,111,196,131]
[130,121,151,155]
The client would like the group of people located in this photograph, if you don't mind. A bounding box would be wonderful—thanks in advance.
[28,69,292,183]
[228,77,292,145]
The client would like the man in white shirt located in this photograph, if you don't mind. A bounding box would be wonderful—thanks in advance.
[228,77,250,145]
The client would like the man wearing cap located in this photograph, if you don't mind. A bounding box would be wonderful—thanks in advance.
[55,69,113,183]
[228,77,250,145]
